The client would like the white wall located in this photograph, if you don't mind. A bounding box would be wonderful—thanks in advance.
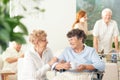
[11,0,76,52]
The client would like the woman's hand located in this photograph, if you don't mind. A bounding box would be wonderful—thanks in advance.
[76,64,86,72]
[55,61,71,70]
[48,57,58,66]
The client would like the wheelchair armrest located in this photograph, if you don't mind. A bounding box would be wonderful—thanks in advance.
[91,69,104,80]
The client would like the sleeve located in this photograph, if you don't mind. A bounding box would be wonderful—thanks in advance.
[22,52,50,80]
[91,49,105,71]
[36,64,50,79]
[113,21,119,36]
[93,21,99,37]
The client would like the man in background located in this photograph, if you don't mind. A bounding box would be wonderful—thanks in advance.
[93,8,119,54]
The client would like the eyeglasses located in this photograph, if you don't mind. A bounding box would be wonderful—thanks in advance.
[40,39,47,42]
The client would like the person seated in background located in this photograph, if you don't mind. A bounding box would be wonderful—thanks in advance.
[52,29,105,80]
[1,41,24,80]
[72,10,92,35]
[93,8,119,54]
[22,29,57,80]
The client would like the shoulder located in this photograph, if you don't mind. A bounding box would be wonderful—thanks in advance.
[74,23,79,29]
[4,47,15,53]
[2,47,15,56]
[94,19,102,29]
[110,20,117,24]
[84,46,98,57]
[84,45,96,53]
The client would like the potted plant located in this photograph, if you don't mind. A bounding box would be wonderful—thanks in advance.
[0,0,28,52]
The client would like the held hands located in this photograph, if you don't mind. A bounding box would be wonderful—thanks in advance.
[55,61,87,71]
[55,60,71,70]
[69,63,86,71]
[76,64,86,72]
[62,62,71,70]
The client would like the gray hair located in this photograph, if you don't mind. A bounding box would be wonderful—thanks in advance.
[102,8,112,16]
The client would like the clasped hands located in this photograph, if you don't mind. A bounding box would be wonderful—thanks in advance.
[55,60,86,72]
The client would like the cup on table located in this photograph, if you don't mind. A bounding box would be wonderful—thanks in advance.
[70,62,77,70]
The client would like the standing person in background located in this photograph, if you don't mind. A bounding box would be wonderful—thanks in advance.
[72,10,91,35]
[1,41,24,80]
[22,29,57,80]
[93,8,119,53]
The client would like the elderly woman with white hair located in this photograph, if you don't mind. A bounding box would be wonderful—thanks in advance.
[22,29,57,80]
[93,8,119,54]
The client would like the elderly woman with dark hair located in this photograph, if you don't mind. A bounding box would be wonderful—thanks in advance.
[52,29,105,80]
[22,29,57,80]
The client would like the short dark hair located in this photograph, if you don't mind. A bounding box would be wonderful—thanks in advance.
[67,29,87,43]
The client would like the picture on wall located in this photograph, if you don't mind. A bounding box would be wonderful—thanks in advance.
[76,0,120,31]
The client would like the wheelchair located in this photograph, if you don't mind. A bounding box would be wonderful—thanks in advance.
[58,69,104,80]
[90,70,104,80]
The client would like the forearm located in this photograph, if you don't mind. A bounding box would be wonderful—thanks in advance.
[55,62,71,71]
[85,65,95,70]
[6,57,18,63]
[77,64,95,72]
[93,37,98,52]
[6,53,24,63]
[114,37,119,51]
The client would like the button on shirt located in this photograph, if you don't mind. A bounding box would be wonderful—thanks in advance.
[93,19,119,53]
[58,45,105,72]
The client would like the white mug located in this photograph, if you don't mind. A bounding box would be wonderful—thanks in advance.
[70,62,77,70]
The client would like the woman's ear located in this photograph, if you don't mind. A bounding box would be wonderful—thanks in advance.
[78,38,83,43]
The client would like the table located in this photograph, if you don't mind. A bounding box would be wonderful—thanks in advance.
[102,63,119,80]
[0,70,15,80]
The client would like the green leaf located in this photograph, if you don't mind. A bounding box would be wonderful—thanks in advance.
[3,0,9,5]
[18,23,28,35]
[10,33,26,44]
[0,29,10,42]
[1,21,11,31]
[0,0,29,52]
[5,18,19,29]
[0,15,11,31]
[0,40,8,51]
